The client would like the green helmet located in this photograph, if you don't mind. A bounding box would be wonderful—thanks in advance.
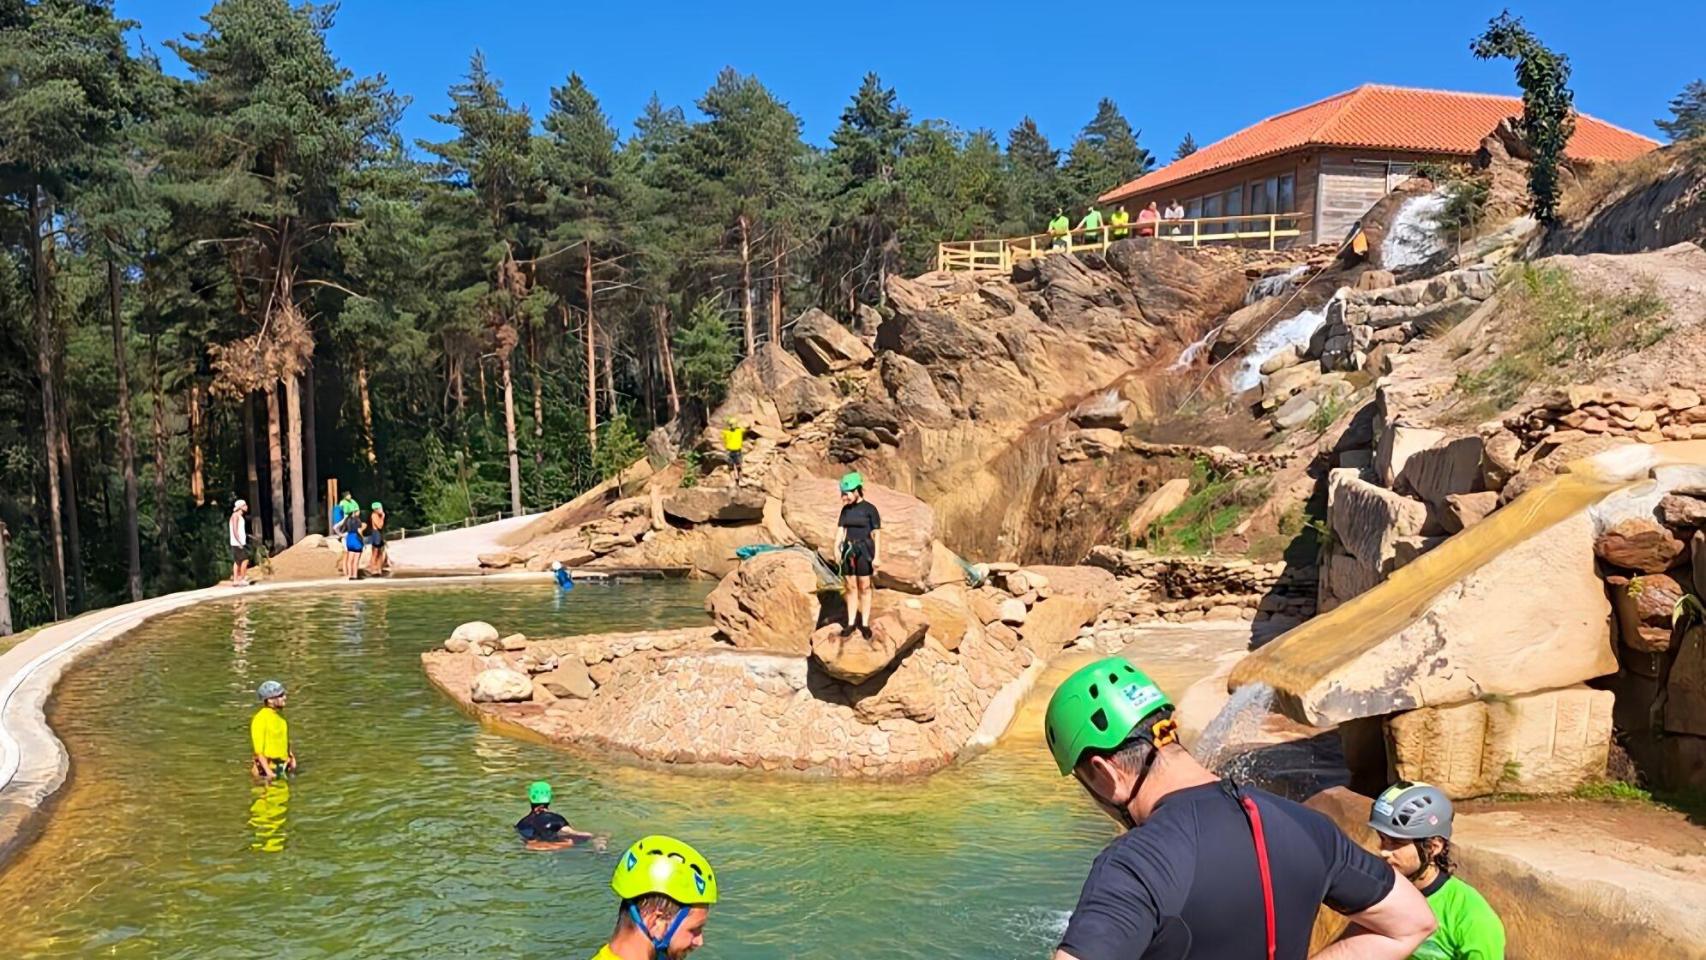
[839,472,863,493]
[1044,657,1173,775]
[370,501,383,511]
[527,780,553,805]
[612,835,719,905]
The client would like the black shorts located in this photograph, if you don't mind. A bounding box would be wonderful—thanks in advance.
[841,539,875,578]
[231,545,248,564]
[726,449,743,466]
[368,531,385,547]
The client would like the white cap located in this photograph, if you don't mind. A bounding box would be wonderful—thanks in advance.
[233,499,247,512]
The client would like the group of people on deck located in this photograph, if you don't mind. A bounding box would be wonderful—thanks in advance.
[1048,199,1188,250]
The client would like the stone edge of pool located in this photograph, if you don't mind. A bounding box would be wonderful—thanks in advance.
[0,572,551,864]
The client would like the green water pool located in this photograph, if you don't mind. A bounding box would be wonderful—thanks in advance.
[0,581,1119,959]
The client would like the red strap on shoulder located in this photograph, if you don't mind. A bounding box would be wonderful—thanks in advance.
[1240,794,1279,960]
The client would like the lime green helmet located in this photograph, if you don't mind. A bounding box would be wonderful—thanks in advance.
[371,501,383,510]
[839,472,863,493]
[527,780,552,805]
[612,835,719,905]
[1044,657,1174,775]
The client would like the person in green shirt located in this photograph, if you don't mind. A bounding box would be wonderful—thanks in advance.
[1109,204,1131,240]
[1048,208,1071,251]
[1370,781,1506,960]
[1077,205,1105,246]
[589,834,718,960]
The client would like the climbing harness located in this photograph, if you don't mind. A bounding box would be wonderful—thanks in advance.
[1224,780,1279,960]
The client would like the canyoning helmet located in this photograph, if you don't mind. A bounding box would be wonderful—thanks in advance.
[371,501,383,511]
[1044,657,1174,775]
[612,835,719,906]
[550,560,564,571]
[257,680,286,702]
[839,472,863,494]
[1369,781,1453,840]
[527,780,553,805]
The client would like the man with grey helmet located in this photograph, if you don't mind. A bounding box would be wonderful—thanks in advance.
[1370,782,1506,960]
[250,680,296,784]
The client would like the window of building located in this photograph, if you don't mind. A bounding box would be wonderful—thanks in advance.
[1223,188,1242,234]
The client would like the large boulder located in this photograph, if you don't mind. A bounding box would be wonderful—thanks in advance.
[1666,626,1706,736]
[781,476,936,592]
[810,608,929,683]
[536,660,595,700]
[877,352,953,425]
[1607,572,1685,653]
[662,486,767,524]
[790,307,874,375]
[705,550,823,655]
[451,621,500,647]
[1327,469,1428,573]
[1018,595,1103,654]
[1397,435,1485,513]
[1127,478,1191,537]
[1070,389,1139,430]
[773,374,839,426]
[728,340,812,397]
[1233,505,1616,725]
[1375,423,1446,488]
[470,668,534,703]
[1595,517,1686,573]
[1387,686,1613,797]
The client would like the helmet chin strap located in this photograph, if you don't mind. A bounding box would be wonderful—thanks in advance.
[628,903,691,957]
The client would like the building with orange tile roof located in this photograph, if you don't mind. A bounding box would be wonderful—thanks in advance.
[1099,84,1658,245]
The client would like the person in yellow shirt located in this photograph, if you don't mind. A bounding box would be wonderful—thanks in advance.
[591,835,719,960]
[1110,204,1131,240]
[250,679,296,784]
[720,417,748,486]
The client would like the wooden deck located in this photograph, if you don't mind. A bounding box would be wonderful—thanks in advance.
[937,213,1310,273]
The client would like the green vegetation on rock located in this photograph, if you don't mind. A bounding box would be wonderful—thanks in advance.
[1144,460,1272,555]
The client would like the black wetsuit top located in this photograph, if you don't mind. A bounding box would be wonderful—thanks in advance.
[838,501,881,543]
[516,808,569,842]
[1059,781,1395,960]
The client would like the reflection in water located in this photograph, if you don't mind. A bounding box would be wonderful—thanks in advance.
[248,780,290,853]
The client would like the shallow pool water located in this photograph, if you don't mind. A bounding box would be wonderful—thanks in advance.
[0,582,1123,959]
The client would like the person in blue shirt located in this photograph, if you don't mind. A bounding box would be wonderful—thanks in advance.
[551,560,575,590]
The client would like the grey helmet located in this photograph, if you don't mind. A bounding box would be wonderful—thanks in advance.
[1369,781,1453,839]
[257,680,286,702]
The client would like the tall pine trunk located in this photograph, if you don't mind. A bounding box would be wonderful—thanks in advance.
[56,413,84,611]
[265,383,288,550]
[584,245,598,452]
[602,321,616,415]
[188,381,205,505]
[528,318,544,452]
[285,373,306,541]
[738,215,755,353]
[655,305,680,420]
[500,356,522,515]
[150,336,170,579]
[769,234,784,343]
[302,366,318,530]
[29,186,67,619]
[357,357,379,466]
[243,393,262,541]
[0,520,12,635]
[109,259,141,602]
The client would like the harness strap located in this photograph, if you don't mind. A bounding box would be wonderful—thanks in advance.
[628,902,692,956]
[1237,790,1279,960]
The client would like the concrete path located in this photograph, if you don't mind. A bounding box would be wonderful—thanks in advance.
[386,513,540,573]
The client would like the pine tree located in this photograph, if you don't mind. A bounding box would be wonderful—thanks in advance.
[1062,99,1154,210]
[1175,132,1198,160]
[622,95,693,421]
[1658,79,1706,143]
[817,73,911,310]
[1003,117,1063,232]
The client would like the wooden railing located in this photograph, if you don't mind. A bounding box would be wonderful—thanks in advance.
[937,213,1311,272]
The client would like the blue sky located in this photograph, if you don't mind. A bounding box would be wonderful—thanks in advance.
[118,0,1700,156]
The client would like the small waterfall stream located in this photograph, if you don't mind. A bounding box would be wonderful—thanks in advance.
[1229,303,1332,393]
[1381,190,1449,270]
[1169,323,1224,371]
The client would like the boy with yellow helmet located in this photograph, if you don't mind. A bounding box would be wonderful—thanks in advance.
[593,835,719,960]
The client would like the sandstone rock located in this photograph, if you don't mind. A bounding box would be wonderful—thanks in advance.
[1441,491,1500,535]
[877,353,952,425]
[470,668,534,703]
[1607,572,1684,653]
[537,660,596,700]
[925,541,967,588]
[1262,363,1322,408]
[1060,428,1124,460]
[1321,548,1383,605]
[1271,392,1319,431]
[1234,507,1616,725]
[477,551,519,569]
[705,550,822,654]
[810,609,929,683]
[451,621,500,647]
[1479,429,1523,491]
[1388,686,1614,797]
[1397,435,1485,511]
[1328,469,1428,572]
[662,486,767,524]
[996,597,1028,625]
[914,585,974,652]
[1018,596,1103,654]
[790,307,874,374]
[1375,424,1446,488]
[728,340,813,397]
[443,637,470,653]
[967,589,1003,626]
[1658,494,1706,529]
[1070,389,1139,430]
[1392,535,1448,569]
[1022,565,1119,605]
[1595,517,1686,573]
[1259,346,1304,375]
[773,375,839,426]
[782,476,936,593]
[849,657,940,723]
[1666,626,1706,736]
[500,633,528,652]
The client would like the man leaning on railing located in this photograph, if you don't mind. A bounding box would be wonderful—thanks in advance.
[1048,208,1070,251]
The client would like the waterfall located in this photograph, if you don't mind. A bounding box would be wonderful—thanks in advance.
[1380,190,1449,270]
[1169,323,1224,371]
[1229,304,1331,393]
[1192,682,1278,775]
[1243,265,1307,305]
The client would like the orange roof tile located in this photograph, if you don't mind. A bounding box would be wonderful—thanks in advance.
[1100,84,1659,204]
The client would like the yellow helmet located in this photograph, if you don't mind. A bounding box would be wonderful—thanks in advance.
[611,835,718,905]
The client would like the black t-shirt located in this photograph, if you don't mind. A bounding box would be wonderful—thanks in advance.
[1059,782,1394,960]
[838,500,882,543]
[515,808,569,842]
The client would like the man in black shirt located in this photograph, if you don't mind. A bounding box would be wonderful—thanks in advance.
[516,780,594,851]
[1044,658,1436,960]
[833,472,881,636]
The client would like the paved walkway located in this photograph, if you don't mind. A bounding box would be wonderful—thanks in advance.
[386,514,540,572]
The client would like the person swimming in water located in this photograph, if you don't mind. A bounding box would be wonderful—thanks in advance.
[552,559,575,591]
[516,780,595,851]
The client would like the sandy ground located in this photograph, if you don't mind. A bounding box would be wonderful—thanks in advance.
[387,514,539,572]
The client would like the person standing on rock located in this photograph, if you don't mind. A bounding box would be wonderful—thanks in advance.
[1369,782,1505,960]
[721,417,748,486]
[1044,657,1436,960]
[365,502,388,576]
[229,499,251,586]
[834,472,880,637]
[250,680,296,784]
[339,501,365,580]
[589,835,718,960]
